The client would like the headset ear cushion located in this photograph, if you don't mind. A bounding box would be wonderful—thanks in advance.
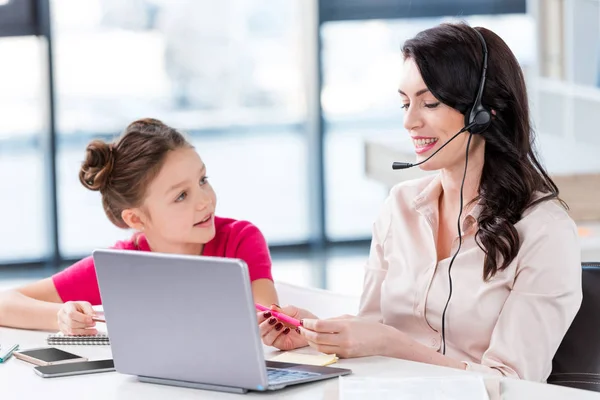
[466,106,492,134]
[474,109,491,126]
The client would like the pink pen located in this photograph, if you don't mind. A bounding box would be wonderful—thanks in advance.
[255,303,302,327]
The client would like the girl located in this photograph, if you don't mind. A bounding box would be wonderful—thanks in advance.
[0,118,279,335]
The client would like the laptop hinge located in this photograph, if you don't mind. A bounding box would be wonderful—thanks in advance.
[138,376,250,394]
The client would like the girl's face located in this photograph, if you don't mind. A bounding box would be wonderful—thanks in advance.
[131,147,217,248]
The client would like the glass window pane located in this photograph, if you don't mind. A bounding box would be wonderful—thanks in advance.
[0,36,49,261]
[322,14,535,240]
[533,0,600,249]
[52,0,309,256]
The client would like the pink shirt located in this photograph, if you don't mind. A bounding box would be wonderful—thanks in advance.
[53,216,273,305]
[359,174,582,382]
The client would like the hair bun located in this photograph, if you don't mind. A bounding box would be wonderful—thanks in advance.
[79,140,115,191]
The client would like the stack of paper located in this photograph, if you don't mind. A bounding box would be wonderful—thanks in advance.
[339,376,489,400]
[269,352,339,366]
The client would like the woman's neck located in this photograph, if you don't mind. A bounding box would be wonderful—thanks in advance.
[439,143,485,213]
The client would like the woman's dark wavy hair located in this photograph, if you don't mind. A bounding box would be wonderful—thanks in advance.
[403,23,566,281]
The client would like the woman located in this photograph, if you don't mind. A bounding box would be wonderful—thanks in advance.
[258,23,582,382]
[0,118,279,335]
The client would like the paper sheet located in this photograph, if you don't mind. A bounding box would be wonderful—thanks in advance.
[339,376,489,400]
[269,352,339,366]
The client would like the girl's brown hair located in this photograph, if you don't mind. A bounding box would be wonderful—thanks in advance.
[79,118,192,228]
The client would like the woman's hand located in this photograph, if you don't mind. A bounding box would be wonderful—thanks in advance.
[300,315,395,358]
[258,305,316,351]
[57,301,98,335]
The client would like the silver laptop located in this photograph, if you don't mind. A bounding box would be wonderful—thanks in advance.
[93,249,351,393]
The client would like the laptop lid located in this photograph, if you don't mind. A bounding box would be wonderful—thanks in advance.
[93,249,269,391]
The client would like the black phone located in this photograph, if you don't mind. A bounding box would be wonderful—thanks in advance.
[34,359,115,378]
[14,347,87,366]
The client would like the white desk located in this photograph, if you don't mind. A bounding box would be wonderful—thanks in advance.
[2,327,599,399]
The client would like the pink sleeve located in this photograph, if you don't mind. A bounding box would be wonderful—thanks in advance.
[52,238,137,305]
[52,256,101,305]
[231,223,273,282]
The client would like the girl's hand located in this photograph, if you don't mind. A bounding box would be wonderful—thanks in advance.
[57,301,98,335]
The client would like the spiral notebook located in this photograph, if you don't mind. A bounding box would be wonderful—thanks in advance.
[46,332,110,346]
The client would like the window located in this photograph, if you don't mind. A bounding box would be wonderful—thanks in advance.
[530,0,600,229]
[0,36,49,261]
[1,0,554,269]
[51,0,310,256]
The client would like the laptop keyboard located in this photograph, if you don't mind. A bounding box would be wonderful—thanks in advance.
[267,368,320,385]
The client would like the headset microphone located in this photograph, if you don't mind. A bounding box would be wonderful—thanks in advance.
[391,122,476,170]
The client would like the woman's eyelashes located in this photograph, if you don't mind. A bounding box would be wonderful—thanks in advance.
[200,176,209,185]
[400,101,441,110]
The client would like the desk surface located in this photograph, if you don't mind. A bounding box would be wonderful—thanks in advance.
[2,327,599,399]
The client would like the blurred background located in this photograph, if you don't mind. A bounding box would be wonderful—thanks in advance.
[1,0,599,295]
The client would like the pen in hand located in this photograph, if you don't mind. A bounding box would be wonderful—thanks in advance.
[255,303,302,327]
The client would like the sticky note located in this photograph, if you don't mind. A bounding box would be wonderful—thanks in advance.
[269,352,339,366]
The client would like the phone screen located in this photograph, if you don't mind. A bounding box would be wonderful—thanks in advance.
[35,359,115,376]
[19,348,82,362]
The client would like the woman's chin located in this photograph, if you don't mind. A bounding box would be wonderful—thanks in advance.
[415,158,441,172]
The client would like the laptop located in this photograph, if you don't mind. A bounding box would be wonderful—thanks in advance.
[93,249,352,393]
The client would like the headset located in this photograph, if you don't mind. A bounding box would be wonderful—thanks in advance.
[392,28,492,354]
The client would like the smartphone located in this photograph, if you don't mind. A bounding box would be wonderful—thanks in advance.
[14,347,87,366]
[34,359,115,378]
